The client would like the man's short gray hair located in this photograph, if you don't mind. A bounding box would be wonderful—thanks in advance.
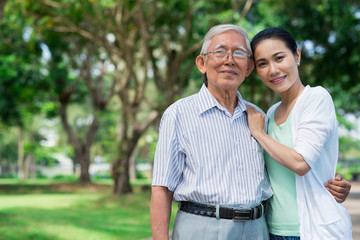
[200,24,252,57]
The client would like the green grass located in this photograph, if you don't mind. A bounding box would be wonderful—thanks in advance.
[0,179,177,240]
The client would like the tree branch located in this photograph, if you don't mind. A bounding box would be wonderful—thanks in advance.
[240,0,253,20]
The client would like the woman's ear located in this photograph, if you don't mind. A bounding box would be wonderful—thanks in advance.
[196,55,206,74]
[296,48,301,65]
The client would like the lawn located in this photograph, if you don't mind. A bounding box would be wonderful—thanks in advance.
[0,179,177,240]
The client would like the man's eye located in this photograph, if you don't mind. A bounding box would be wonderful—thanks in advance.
[215,50,227,55]
[233,51,247,57]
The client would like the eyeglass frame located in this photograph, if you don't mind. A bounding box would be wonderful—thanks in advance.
[202,47,251,62]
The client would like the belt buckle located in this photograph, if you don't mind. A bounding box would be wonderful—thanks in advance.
[232,209,253,221]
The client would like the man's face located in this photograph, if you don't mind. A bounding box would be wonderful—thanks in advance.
[196,30,253,93]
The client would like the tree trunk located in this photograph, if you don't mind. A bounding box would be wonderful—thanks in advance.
[29,155,36,178]
[17,126,25,180]
[24,132,36,179]
[129,152,136,181]
[112,155,132,194]
[24,154,30,179]
[58,99,99,186]
[0,0,6,24]
[24,154,36,179]
[77,146,91,184]
[112,138,138,194]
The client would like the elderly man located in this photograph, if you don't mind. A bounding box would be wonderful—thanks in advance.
[150,24,350,240]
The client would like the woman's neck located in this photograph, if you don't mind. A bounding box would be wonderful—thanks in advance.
[280,82,305,108]
[274,82,305,126]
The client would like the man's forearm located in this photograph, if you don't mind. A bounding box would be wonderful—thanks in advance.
[150,186,173,240]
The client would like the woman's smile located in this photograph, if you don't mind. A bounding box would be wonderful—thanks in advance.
[270,75,286,84]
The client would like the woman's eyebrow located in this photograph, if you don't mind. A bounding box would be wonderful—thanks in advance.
[255,51,286,63]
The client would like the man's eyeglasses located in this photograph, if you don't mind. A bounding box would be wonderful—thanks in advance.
[203,50,249,61]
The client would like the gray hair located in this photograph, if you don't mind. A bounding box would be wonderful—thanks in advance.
[200,24,252,57]
[200,24,252,86]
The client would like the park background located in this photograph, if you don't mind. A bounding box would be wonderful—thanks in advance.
[0,0,359,239]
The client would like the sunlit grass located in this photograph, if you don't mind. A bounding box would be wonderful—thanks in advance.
[0,179,177,240]
[0,177,151,186]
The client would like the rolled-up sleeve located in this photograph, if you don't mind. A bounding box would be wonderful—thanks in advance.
[152,109,185,192]
[293,88,336,169]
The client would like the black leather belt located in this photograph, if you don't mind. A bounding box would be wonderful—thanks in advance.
[179,201,267,221]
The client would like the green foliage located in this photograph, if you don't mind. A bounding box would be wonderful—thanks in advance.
[250,0,360,113]
[336,164,360,181]
[32,148,59,166]
[339,136,360,159]
[0,1,46,126]
[0,124,17,164]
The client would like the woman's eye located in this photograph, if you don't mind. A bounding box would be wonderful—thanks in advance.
[257,62,266,67]
[276,56,284,61]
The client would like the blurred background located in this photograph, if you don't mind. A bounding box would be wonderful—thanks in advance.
[0,0,359,239]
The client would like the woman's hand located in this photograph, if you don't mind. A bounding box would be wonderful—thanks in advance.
[246,104,310,175]
[246,105,265,139]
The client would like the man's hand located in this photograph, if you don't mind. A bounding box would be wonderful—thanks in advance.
[325,174,351,203]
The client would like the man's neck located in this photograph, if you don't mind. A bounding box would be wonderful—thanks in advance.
[208,87,238,115]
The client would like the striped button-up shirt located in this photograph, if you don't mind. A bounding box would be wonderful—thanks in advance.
[152,84,273,204]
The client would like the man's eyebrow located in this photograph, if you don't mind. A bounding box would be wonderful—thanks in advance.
[234,46,247,52]
[213,44,247,52]
[213,44,226,50]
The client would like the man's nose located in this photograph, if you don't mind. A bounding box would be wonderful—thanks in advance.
[224,53,236,64]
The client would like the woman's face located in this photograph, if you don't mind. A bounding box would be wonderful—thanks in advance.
[253,39,301,94]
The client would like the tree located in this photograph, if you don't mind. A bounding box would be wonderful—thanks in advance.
[0,0,6,22]
[40,30,116,184]
[21,0,256,193]
[0,1,47,179]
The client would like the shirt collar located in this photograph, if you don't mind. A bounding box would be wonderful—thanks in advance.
[197,84,247,115]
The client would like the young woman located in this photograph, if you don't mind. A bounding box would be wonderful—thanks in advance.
[246,27,352,240]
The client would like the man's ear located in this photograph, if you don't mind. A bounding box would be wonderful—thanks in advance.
[246,59,255,77]
[196,55,206,74]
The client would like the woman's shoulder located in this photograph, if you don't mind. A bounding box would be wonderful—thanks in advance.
[304,85,332,99]
[266,102,281,116]
[296,85,335,114]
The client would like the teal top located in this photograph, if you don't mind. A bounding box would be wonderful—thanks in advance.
[265,110,300,236]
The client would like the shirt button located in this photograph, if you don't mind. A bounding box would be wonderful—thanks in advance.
[238,166,243,171]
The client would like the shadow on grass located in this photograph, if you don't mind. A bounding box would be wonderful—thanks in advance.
[0,212,62,240]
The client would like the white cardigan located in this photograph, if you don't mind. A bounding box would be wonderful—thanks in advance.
[267,85,352,240]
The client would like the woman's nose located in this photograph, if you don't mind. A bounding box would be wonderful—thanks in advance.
[269,62,279,76]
